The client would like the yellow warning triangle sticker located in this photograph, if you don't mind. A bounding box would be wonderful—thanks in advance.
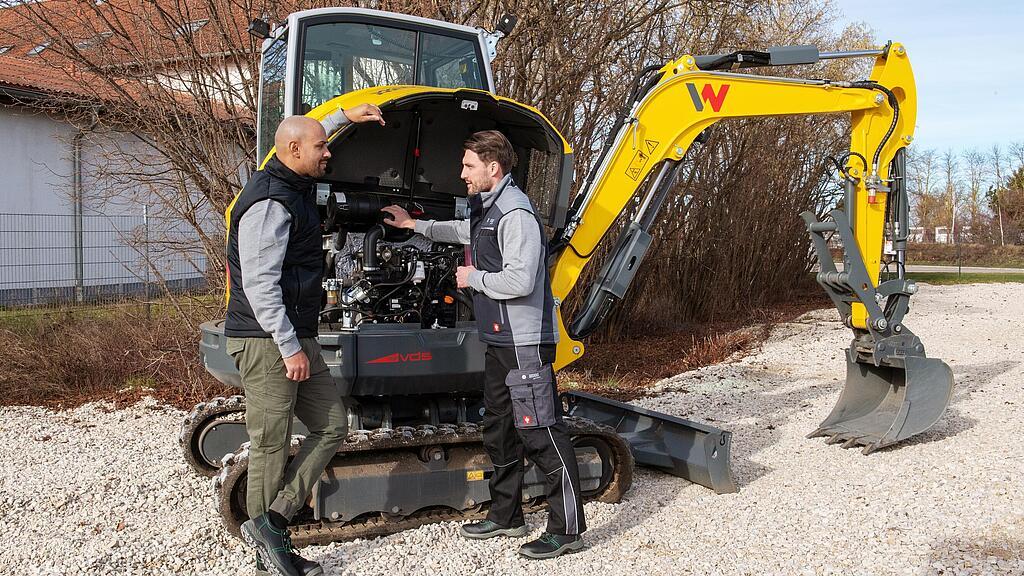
[645,139,659,153]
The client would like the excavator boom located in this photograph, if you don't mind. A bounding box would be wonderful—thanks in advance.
[553,43,953,454]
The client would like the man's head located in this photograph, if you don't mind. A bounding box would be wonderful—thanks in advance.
[460,130,517,195]
[274,115,331,178]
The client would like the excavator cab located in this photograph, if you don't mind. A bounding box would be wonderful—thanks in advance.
[254,9,497,163]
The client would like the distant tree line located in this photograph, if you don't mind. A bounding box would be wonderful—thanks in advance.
[906,144,1024,245]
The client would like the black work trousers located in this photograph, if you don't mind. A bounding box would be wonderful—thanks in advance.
[482,344,587,535]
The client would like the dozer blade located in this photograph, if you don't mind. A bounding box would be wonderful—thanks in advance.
[808,356,954,454]
[561,391,737,494]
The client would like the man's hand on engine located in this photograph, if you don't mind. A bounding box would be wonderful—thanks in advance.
[456,265,477,289]
[344,103,386,126]
[381,205,416,229]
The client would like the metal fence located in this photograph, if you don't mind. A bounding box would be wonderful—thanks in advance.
[0,210,209,312]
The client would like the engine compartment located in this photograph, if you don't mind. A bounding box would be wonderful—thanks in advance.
[322,226,470,330]
[310,90,573,334]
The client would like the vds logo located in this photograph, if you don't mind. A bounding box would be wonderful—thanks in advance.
[686,82,730,112]
[367,351,433,364]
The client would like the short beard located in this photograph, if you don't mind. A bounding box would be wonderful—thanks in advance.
[467,177,489,195]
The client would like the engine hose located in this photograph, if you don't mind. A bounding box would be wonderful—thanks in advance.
[362,224,386,271]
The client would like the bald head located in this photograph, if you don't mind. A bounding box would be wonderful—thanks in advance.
[275,115,331,178]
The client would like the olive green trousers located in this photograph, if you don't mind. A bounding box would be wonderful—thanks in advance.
[226,336,348,521]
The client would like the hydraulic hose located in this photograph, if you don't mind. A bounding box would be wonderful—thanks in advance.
[851,81,900,173]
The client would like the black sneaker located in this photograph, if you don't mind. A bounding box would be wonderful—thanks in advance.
[255,552,323,576]
[459,519,529,540]
[518,532,584,559]
[241,513,301,576]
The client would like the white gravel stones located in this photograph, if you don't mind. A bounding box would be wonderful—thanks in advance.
[2,283,1021,575]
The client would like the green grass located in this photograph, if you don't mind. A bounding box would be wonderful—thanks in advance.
[904,272,1024,285]
[906,261,1024,269]
[0,295,220,331]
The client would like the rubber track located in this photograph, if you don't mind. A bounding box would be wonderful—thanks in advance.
[213,416,634,547]
[179,396,247,477]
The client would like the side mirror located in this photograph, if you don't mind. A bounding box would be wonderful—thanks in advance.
[248,18,271,39]
[482,14,518,62]
[495,14,518,37]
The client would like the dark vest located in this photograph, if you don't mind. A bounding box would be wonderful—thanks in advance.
[469,177,558,347]
[224,156,323,339]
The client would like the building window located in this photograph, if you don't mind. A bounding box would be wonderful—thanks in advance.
[27,41,50,56]
[175,19,209,37]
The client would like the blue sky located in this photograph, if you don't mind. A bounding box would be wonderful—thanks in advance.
[836,0,1023,154]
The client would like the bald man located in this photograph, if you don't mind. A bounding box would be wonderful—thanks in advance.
[225,104,383,576]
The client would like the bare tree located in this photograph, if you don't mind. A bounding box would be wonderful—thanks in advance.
[990,144,1007,245]
[907,148,940,237]
[940,149,962,243]
[1011,141,1024,172]
[961,148,989,242]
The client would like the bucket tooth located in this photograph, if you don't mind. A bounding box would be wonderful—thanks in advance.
[840,436,865,449]
[825,433,847,445]
[806,427,830,439]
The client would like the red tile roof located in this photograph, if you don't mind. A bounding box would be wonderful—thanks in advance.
[0,0,258,102]
[0,54,99,98]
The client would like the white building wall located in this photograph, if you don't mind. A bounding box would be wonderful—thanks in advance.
[0,105,209,304]
[0,106,74,214]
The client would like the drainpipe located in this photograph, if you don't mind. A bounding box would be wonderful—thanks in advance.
[72,109,99,303]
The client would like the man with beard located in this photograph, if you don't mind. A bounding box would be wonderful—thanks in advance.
[382,130,586,559]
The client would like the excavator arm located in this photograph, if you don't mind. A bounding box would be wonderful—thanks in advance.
[554,43,953,455]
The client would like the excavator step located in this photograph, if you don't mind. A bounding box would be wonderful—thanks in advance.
[808,356,954,454]
[560,391,737,494]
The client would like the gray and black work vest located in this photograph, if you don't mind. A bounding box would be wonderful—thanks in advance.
[224,155,323,339]
[469,176,559,347]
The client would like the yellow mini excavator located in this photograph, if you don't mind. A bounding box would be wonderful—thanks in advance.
[180,8,954,546]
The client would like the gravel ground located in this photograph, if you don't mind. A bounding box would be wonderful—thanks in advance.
[2,282,1021,575]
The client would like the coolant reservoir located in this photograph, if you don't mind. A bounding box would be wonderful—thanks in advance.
[412,261,426,284]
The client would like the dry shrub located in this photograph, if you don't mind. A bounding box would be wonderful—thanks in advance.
[561,287,828,400]
[0,308,231,409]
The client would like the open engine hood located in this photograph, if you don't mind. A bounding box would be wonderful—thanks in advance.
[312,87,574,229]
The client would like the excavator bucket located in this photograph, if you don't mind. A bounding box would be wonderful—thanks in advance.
[561,391,737,494]
[808,356,954,454]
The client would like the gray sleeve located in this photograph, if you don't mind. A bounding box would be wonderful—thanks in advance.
[320,107,351,137]
[237,200,302,358]
[466,210,541,300]
[414,219,470,245]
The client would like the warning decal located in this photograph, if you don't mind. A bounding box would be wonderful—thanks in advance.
[625,150,649,181]
[645,139,659,153]
[466,470,485,481]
